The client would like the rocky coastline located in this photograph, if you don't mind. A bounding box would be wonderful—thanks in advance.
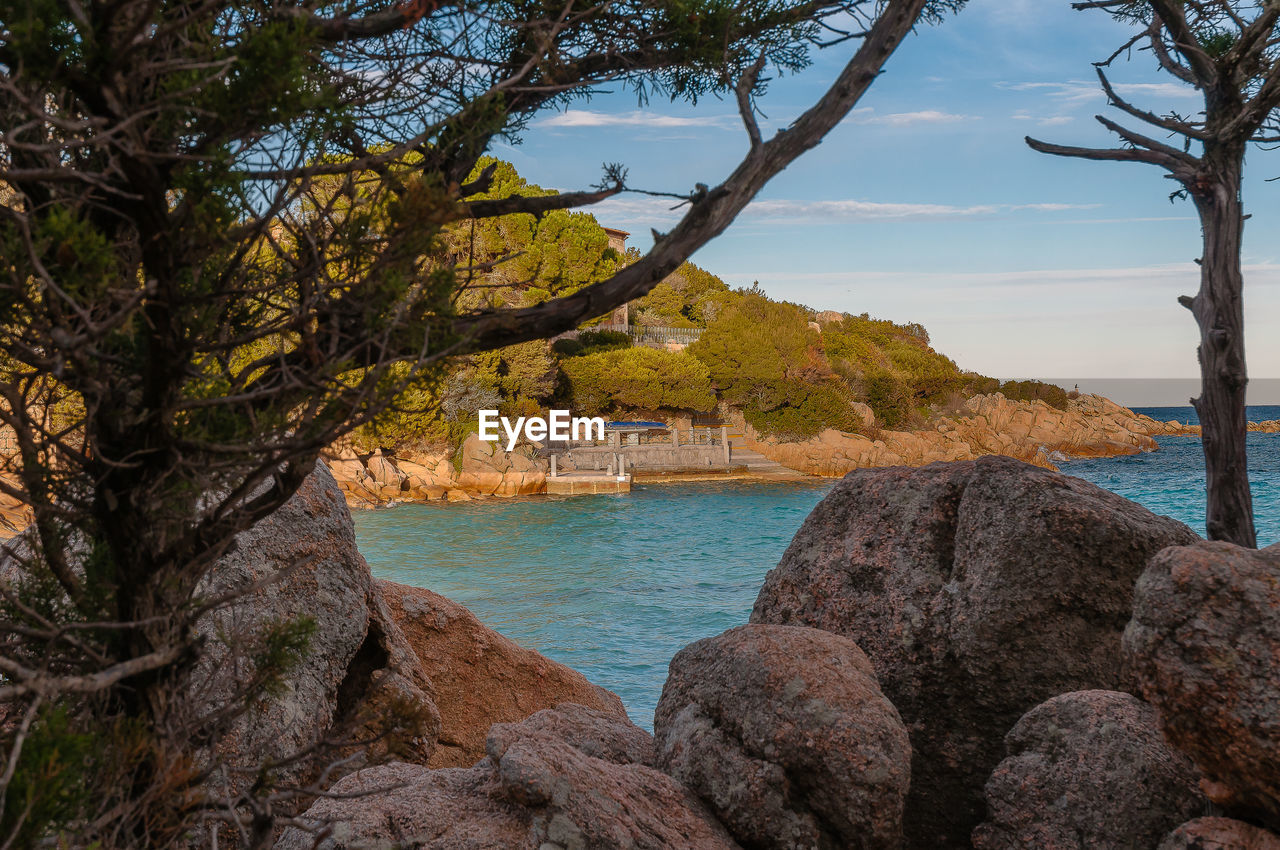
[737,392,1203,478]
[0,392,1275,534]
[321,392,1279,510]
[157,456,1280,849]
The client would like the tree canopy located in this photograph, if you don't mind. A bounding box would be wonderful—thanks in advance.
[0,0,963,842]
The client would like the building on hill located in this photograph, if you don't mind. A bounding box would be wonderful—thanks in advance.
[603,227,630,326]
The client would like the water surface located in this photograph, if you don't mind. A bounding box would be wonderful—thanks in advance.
[354,411,1280,725]
[355,480,835,726]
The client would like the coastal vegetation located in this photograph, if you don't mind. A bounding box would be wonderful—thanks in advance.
[1029,0,1280,548]
[0,0,968,842]
[373,174,1073,445]
[561,347,718,414]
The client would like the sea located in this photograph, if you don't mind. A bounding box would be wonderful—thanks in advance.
[353,405,1280,728]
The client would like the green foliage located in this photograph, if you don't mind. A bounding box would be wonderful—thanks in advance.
[688,290,862,437]
[742,378,863,440]
[1198,29,1238,58]
[561,347,715,414]
[247,616,318,699]
[470,340,557,403]
[860,365,913,429]
[0,705,95,846]
[999,379,1070,409]
[687,290,819,409]
[353,342,557,449]
[444,158,621,308]
[820,312,972,426]
[551,329,633,358]
[630,262,730,327]
[962,372,1001,397]
[349,364,449,451]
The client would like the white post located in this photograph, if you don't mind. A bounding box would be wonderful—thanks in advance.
[550,454,557,478]
[721,426,730,465]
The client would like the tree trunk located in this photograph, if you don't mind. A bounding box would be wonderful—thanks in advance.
[1189,153,1256,548]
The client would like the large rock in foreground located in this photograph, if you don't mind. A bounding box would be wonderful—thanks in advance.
[276,703,739,850]
[379,579,629,767]
[972,690,1203,850]
[195,462,439,794]
[751,456,1198,848]
[654,624,910,850]
[1159,818,1280,850]
[1125,541,1280,829]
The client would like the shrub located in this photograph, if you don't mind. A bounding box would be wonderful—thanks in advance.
[860,365,913,428]
[552,329,632,358]
[630,261,730,327]
[962,371,1001,397]
[744,378,863,441]
[561,347,715,414]
[470,340,557,401]
[999,379,1070,410]
[687,290,819,410]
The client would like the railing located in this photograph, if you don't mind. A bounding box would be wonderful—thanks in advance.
[593,323,703,346]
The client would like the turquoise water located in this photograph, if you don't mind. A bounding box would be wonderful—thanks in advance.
[354,480,836,727]
[1056,406,1280,545]
[353,407,1280,727]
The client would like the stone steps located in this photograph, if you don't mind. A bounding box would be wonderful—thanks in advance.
[729,442,807,479]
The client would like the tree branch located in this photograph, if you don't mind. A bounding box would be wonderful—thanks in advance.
[464,184,622,219]
[448,0,933,353]
[1146,0,1220,86]
[1025,134,1187,170]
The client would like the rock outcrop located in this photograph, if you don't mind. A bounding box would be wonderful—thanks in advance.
[379,579,629,768]
[1125,541,1280,830]
[276,704,739,850]
[972,690,1204,850]
[751,455,1198,848]
[1159,818,1280,850]
[317,391,1234,509]
[740,392,1195,478]
[195,462,440,793]
[654,624,910,850]
[328,433,547,506]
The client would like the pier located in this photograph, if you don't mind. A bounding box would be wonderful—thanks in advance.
[546,449,632,494]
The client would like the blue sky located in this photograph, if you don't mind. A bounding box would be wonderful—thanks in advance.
[493,0,1280,382]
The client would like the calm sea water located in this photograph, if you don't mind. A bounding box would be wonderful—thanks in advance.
[353,405,1280,727]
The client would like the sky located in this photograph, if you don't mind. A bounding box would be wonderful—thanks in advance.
[489,0,1280,392]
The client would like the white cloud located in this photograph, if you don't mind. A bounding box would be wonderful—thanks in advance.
[1009,202,1101,212]
[1013,112,1074,127]
[849,108,977,126]
[742,263,1280,290]
[999,80,1200,105]
[537,109,734,129]
[590,195,1104,229]
[749,199,999,219]
[746,199,1101,220]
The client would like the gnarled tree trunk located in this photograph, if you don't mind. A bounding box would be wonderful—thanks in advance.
[1188,149,1256,548]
